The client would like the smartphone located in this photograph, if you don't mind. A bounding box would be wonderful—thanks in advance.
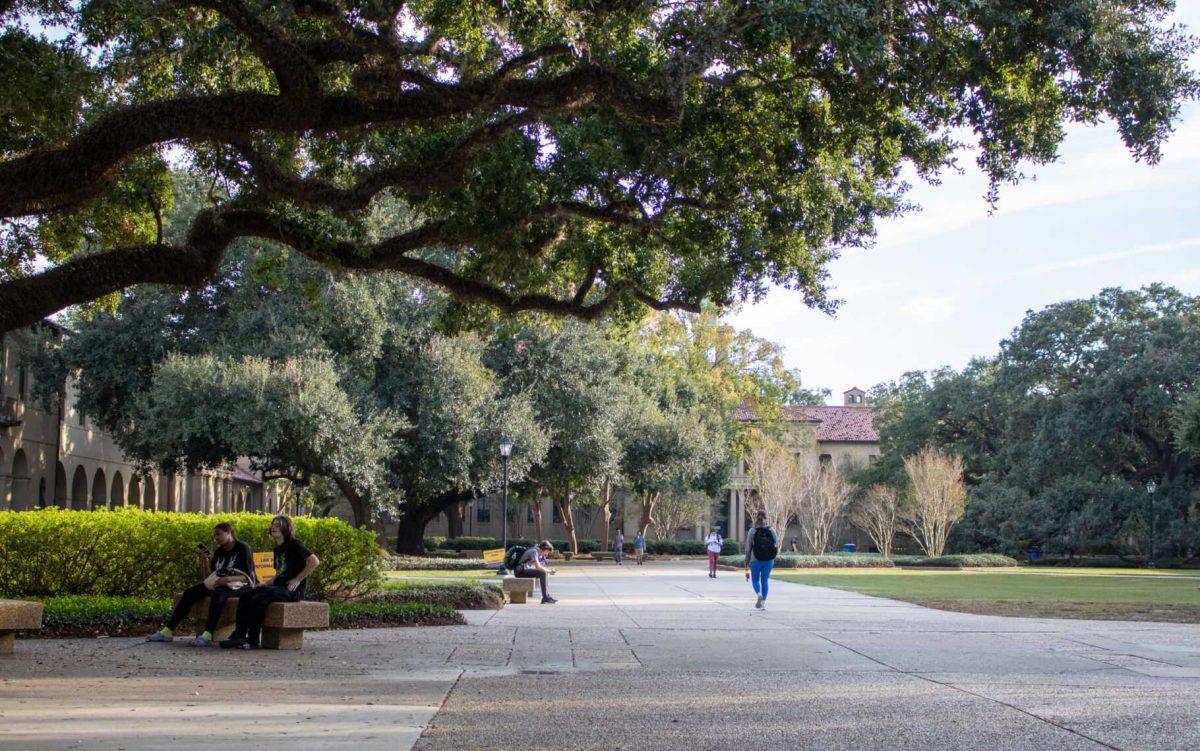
[196,542,210,554]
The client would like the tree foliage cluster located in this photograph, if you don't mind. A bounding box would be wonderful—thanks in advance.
[861,285,1200,558]
[1,0,1195,332]
[37,245,814,552]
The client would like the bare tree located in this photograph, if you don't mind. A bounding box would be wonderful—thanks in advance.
[651,491,713,540]
[745,434,803,544]
[850,485,903,558]
[795,461,856,554]
[903,448,967,557]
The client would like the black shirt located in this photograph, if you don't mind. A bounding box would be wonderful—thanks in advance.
[273,538,314,598]
[211,540,255,585]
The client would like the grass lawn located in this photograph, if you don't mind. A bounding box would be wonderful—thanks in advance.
[773,568,1200,623]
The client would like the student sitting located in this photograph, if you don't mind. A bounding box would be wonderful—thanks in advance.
[148,522,255,647]
[514,541,558,604]
[220,515,319,650]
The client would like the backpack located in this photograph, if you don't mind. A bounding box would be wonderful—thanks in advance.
[751,527,778,561]
[504,546,528,571]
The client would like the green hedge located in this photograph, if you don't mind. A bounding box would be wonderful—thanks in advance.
[426,536,741,556]
[41,595,171,636]
[34,595,461,636]
[329,601,463,627]
[383,555,487,571]
[900,553,1019,567]
[717,554,896,569]
[716,552,1018,568]
[0,508,381,601]
[372,580,504,610]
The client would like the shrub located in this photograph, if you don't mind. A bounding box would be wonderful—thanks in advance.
[373,580,504,610]
[426,536,602,554]
[716,554,895,569]
[40,595,171,637]
[329,601,463,627]
[910,553,1019,567]
[382,555,487,571]
[0,508,381,601]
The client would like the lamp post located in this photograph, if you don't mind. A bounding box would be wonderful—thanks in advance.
[500,434,513,555]
[1146,479,1157,569]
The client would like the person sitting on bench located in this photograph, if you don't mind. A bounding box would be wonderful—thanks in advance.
[515,541,558,604]
[220,515,319,650]
[148,522,255,646]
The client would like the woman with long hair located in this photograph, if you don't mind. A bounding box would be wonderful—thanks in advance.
[220,515,319,650]
[148,522,255,646]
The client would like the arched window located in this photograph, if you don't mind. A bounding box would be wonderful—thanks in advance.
[91,467,108,509]
[70,466,88,509]
[9,449,30,510]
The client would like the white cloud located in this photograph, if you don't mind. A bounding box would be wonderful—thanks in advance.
[898,295,955,320]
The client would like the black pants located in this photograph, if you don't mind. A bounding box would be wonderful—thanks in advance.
[167,583,238,634]
[233,585,299,644]
[515,566,548,597]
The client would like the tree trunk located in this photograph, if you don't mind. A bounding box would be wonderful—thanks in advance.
[532,498,545,542]
[554,493,579,554]
[332,476,369,528]
[600,481,613,553]
[638,490,658,538]
[446,502,464,539]
[394,502,437,555]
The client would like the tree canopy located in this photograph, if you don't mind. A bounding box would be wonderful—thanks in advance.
[864,285,1200,557]
[2,0,1195,331]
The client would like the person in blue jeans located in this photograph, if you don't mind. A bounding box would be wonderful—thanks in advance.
[743,510,779,610]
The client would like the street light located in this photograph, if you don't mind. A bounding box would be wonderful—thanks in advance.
[1146,479,1157,569]
[499,436,513,572]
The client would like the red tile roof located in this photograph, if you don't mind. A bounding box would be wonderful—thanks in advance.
[736,405,879,443]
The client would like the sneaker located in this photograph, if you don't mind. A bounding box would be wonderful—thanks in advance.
[238,641,257,650]
[541,596,558,604]
[755,596,763,609]
[219,636,249,649]
[191,635,213,647]
[147,630,173,642]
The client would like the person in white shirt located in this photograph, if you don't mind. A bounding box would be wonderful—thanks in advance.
[705,527,723,578]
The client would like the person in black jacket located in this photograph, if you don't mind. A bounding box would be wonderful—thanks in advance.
[148,522,255,647]
[220,515,319,650]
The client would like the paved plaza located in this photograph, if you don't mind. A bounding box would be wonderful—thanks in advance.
[2,562,1199,750]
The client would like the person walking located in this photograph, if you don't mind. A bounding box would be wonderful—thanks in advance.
[744,510,779,610]
[633,532,646,565]
[614,529,624,565]
[515,541,558,603]
[220,515,319,649]
[148,522,255,646]
[704,527,723,578]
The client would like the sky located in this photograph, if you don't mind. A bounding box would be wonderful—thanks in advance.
[728,3,1200,404]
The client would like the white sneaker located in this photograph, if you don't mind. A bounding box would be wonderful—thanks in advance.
[755,596,763,609]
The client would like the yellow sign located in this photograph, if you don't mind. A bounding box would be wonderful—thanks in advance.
[253,551,276,583]
[482,548,506,565]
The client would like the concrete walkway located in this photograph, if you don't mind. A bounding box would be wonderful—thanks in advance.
[3,562,1199,750]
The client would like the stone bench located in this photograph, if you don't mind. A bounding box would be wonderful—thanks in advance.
[0,599,43,655]
[178,593,330,650]
[501,576,535,604]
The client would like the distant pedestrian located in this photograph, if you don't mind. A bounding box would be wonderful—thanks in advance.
[705,528,723,578]
[634,533,646,565]
[744,510,779,610]
[515,541,558,604]
[789,536,799,553]
[614,530,624,565]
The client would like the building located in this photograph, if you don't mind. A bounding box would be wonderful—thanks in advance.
[424,388,880,547]
[710,387,880,544]
[0,325,272,513]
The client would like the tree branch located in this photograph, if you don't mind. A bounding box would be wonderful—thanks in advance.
[186,0,322,103]
[0,66,671,220]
